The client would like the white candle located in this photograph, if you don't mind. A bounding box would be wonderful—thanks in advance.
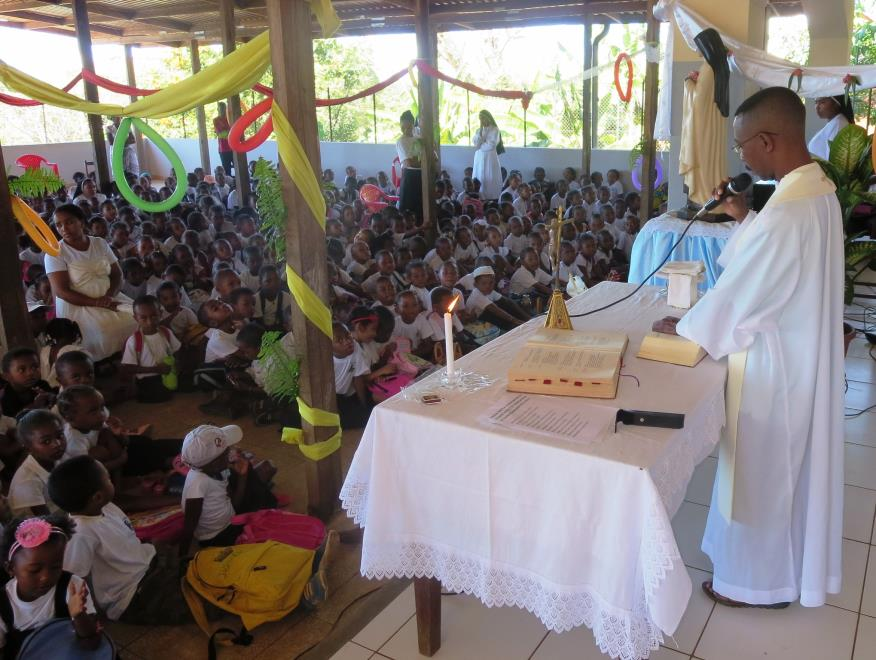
[445,294,460,380]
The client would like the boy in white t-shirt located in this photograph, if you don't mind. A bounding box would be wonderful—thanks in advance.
[394,291,438,358]
[509,247,553,298]
[332,322,372,428]
[50,455,190,624]
[198,299,240,364]
[8,410,66,517]
[467,266,528,331]
[121,295,181,403]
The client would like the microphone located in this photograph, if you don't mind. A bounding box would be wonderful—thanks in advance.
[693,173,753,219]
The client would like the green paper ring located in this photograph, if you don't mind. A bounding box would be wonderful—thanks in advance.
[112,117,187,213]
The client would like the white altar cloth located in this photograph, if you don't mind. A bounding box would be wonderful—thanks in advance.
[340,282,728,660]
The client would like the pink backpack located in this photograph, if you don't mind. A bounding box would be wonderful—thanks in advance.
[131,505,185,544]
[231,509,325,550]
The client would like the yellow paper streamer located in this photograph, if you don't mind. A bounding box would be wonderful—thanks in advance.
[285,264,333,339]
[311,0,341,37]
[0,32,270,119]
[281,397,342,460]
[272,103,327,228]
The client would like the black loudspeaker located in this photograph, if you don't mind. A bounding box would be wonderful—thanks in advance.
[752,180,776,212]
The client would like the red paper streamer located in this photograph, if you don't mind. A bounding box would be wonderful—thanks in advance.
[412,60,533,110]
[80,69,158,97]
[228,96,274,152]
[614,53,633,103]
[0,73,82,107]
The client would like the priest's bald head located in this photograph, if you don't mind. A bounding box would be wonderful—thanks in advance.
[733,86,811,181]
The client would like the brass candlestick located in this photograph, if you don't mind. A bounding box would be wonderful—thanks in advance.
[545,206,573,330]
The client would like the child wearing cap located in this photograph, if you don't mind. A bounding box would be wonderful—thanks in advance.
[179,424,276,554]
[467,266,528,331]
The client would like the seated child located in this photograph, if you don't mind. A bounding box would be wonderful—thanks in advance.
[405,260,432,313]
[372,276,397,313]
[199,299,241,365]
[157,281,201,344]
[596,230,629,281]
[453,227,479,270]
[503,217,528,258]
[479,226,511,263]
[426,287,478,355]
[423,237,455,275]
[467,266,529,331]
[229,287,256,325]
[332,323,373,428]
[120,295,181,403]
[393,291,437,360]
[576,233,601,287]
[346,241,376,283]
[437,262,474,323]
[509,247,553,301]
[39,318,85,389]
[179,424,275,552]
[50,456,190,625]
[0,514,101,656]
[1,348,55,418]
[362,250,407,295]
[56,386,126,475]
[8,410,66,516]
[254,266,292,333]
[239,245,263,291]
[557,240,584,287]
[212,268,241,302]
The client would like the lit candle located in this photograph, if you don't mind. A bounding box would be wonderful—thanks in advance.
[445,294,460,380]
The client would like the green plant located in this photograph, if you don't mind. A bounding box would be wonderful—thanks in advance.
[7,167,64,198]
[258,331,300,402]
[253,158,286,259]
[814,123,876,304]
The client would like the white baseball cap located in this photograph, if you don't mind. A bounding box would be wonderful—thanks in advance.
[472,265,495,279]
[182,424,243,468]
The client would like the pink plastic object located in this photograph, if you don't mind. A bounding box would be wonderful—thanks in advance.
[231,509,326,550]
[16,154,59,176]
[359,183,399,213]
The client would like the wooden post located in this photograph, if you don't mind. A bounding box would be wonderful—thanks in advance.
[0,143,35,351]
[414,577,442,656]
[190,40,212,173]
[265,0,341,520]
[71,0,110,193]
[123,45,147,174]
[219,0,251,205]
[414,0,438,234]
[581,16,592,175]
[640,0,660,223]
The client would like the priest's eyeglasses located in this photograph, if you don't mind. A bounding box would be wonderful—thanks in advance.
[733,131,779,156]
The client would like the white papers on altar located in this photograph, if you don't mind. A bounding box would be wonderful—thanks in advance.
[479,393,614,445]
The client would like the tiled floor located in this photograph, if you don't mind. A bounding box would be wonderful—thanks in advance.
[332,336,876,660]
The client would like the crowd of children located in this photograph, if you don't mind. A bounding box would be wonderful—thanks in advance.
[0,159,648,648]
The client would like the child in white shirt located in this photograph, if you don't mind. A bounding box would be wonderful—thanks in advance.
[502,217,529,258]
[332,322,372,428]
[8,410,66,517]
[394,291,438,358]
[509,248,553,298]
[121,295,181,403]
[406,261,433,313]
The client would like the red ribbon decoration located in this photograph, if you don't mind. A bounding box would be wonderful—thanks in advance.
[80,69,158,97]
[614,52,633,103]
[0,73,82,107]
[413,60,533,110]
[228,96,274,152]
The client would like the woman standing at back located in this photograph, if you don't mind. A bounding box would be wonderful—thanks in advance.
[472,110,504,201]
[396,111,424,221]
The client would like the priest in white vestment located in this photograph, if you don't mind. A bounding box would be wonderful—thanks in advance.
[653,87,844,608]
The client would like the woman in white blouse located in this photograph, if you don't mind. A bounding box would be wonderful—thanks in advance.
[45,204,136,361]
[396,110,424,220]
[808,95,854,160]
[472,110,504,201]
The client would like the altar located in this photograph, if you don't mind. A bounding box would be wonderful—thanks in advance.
[628,213,736,291]
[340,282,729,660]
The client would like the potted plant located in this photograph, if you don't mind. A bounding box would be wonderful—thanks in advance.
[814,123,876,355]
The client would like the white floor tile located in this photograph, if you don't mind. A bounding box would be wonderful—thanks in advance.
[845,485,876,543]
[827,540,869,612]
[848,338,874,360]
[671,502,712,573]
[846,443,876,491]
[684,457,716,507]
[331,642,376,660]
[846,381,876,412]
[531,625,689,660]
[353,585,415,651]
[854,615,876,660]
[695,603,857,660]
[847,412,876,448]
[863,550,876,617]
[379,593,548,660]
[847,357,876,384]
[665,567,714,655]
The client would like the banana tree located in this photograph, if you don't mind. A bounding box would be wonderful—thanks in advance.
[814,123,876,305]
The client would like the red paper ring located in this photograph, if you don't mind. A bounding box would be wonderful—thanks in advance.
[229,96,274,152]
[614,52,633,103]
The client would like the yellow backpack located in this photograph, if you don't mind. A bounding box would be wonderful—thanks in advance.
[182,541,314,652]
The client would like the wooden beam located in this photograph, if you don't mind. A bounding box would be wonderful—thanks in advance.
[124,45,148,173]
[86,3,194,33]
[190,40,212,173]
[0,141,36,352]
[0,0,60,12]
[134,2,215,19]
[3,9,125,36]
[415,0,438,235]
[414,578,442,656]
[640,0,659,223]
[265,0,342,521]
[219,0,251,203]
[71,0,111,193]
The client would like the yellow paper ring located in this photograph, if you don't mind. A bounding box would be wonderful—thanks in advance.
[11,195,60,256]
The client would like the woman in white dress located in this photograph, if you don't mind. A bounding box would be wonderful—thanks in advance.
[45,204,137,361]
[808,95,854,160]
[472,110,504,201]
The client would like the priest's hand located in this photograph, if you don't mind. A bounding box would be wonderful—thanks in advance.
[712,178,749,223]
[652,316,681,335]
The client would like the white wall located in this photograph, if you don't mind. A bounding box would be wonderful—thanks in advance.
[4,138,642,192]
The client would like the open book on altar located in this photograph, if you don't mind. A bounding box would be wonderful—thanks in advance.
[637,332,706,367]
[507,328,628,399]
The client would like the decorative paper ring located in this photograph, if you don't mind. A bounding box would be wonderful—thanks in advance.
[11,195,60,256]
[229,97,274,153]
[614,52,633,103]
[787,69,803,93]
[112,117,187,213]
[631,154,664,191]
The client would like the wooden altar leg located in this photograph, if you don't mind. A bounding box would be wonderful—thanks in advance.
[414,577,442,656]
